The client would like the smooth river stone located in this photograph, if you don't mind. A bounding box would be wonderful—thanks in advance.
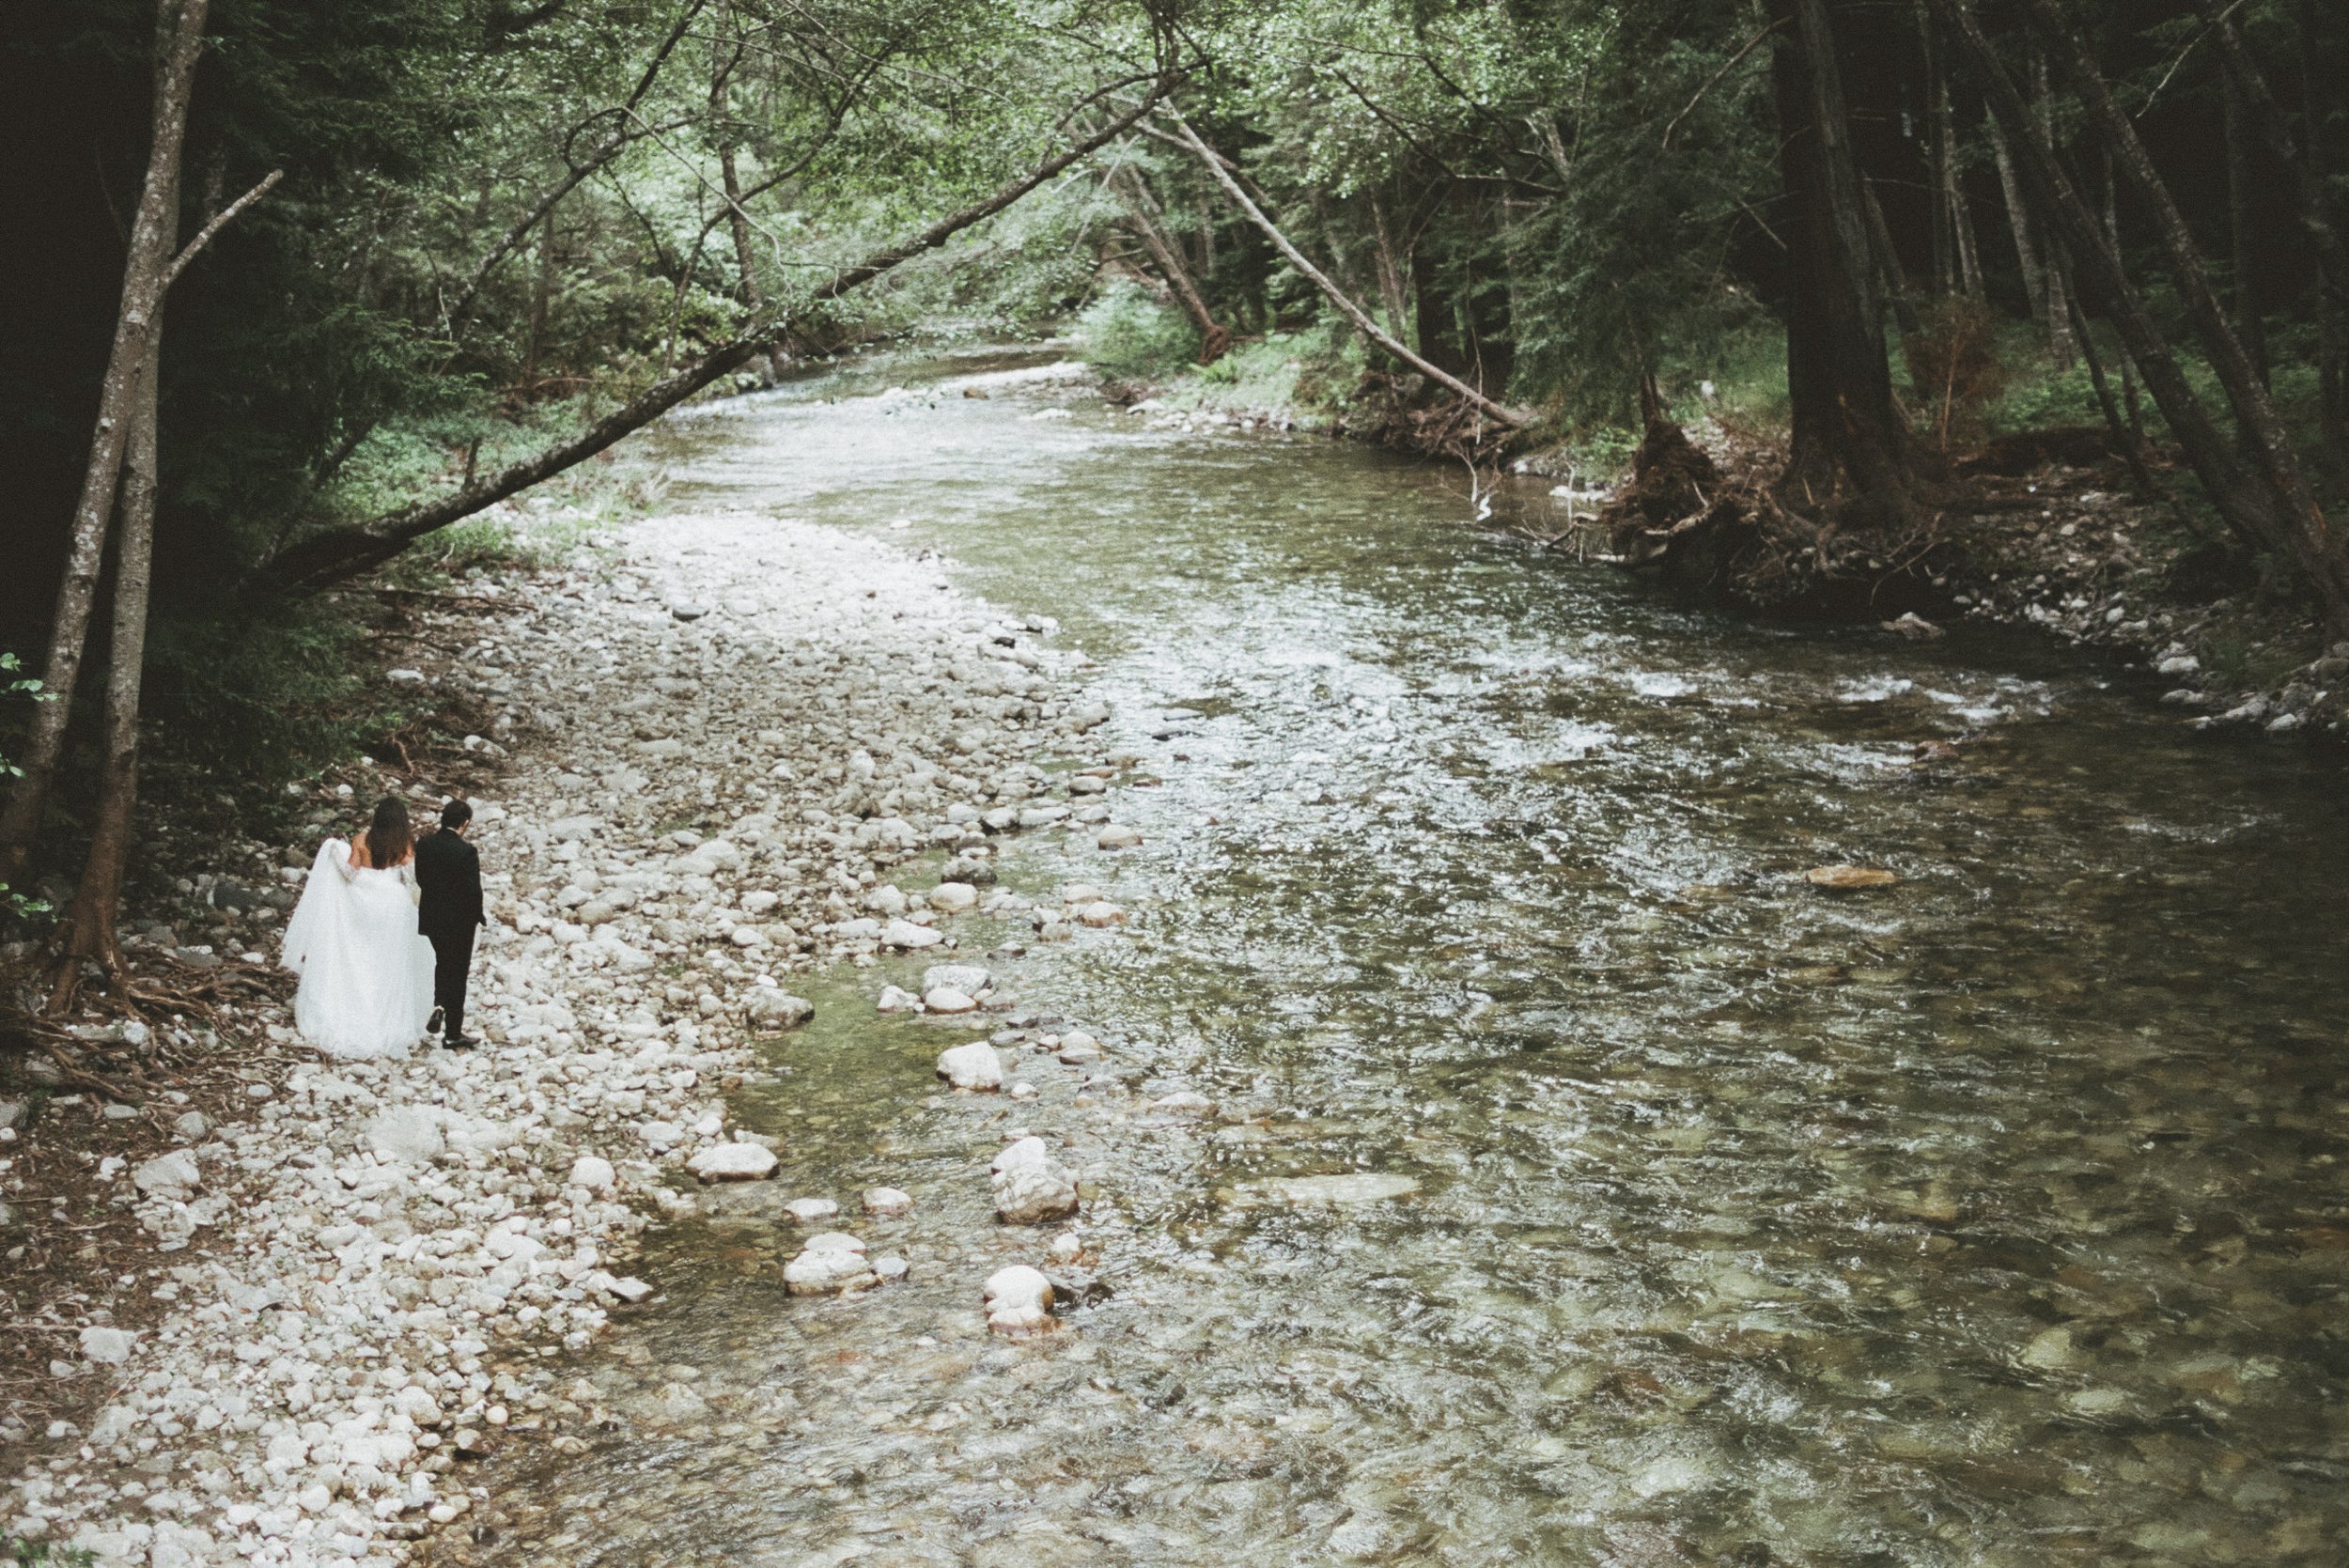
[882,918,944,950]
[927,882,978,913]
[784,1233,876,1296]
[982,1265,1055,1338]
[937,1042,1003,1091]
[686,1143,777,1184]
[923,986,979,1015]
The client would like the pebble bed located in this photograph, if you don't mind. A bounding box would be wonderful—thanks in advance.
[4,508,1143,1564]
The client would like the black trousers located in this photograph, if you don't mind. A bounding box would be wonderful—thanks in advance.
[428,927,476,1041]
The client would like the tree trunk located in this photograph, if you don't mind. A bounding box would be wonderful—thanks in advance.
[51,336,163,1009]
[2104,148,2145,446]
[2016,0,2346,624]
[1110,163,1228,362]
[1983,108,2048,324]
[1941,79,1985,296]
[1769,0,1913,515]
[2303,0,2349,475]
[1862,175,1924,335]
[2223,71,2268,385]
[246,76,1187,596]
[521,208,554,399]
[2033,49,2077,367]
[708,3,783,380]
[1165,116,1536,427]
[1369,195,1412,339]
[1925,0,2349,629]
[0,0,209,894]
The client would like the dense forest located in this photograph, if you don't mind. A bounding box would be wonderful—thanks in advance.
[6,0,2348,967]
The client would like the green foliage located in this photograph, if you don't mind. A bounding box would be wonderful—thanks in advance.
[140,606,384,798]
[4,1535,100,1565]
[1075,282,1198,377]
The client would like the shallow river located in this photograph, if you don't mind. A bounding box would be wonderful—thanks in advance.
[454,350,2348,1566]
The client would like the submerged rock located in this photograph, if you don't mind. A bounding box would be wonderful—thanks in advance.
[1804,864,1898,890]
[784,1233,877,1296]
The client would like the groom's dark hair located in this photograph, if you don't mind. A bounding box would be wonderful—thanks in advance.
[440,798,473,831]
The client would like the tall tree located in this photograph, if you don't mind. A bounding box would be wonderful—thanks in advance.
[0,0,210,893]
[1768,0,1912,515]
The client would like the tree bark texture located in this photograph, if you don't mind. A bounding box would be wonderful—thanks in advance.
[52,334,163,1002]
[0,0,209,893]
[1769,0,1912,515]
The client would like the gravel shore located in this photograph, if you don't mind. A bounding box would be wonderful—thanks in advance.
[4,506,1122,1564]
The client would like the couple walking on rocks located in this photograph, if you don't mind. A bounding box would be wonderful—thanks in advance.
[280,796,488,1059]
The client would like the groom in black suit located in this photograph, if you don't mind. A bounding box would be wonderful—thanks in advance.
[415,798,488,1049]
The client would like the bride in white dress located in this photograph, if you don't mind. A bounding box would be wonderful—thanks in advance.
[280,796,437,1059]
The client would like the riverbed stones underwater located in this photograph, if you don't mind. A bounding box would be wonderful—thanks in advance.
[1,507,1137,1563]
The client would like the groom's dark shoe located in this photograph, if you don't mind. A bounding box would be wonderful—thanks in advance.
[443,1033,480,1051]
[427,1006,446,1038]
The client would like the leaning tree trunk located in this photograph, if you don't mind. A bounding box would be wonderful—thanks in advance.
[0,0,209,895]
[1925,0,2349,629]
[1769,0,1914,517]
[1110,163,1229,362]
[1165,115,1536,427]
[246,74,1187,596]
[2016,0,2348,625]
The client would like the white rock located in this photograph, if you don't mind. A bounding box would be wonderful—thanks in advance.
[785,1233,876,1295]
[687,1142,778,1183]
[923,986,979,1014]
[79,1326,134,1364]
[1077,899,1125,926]
[1096,824,1142,849]
[876,983,920,1013]
[784,1197,839,1224]
[882,918,945,950]
[982,1265,1056,1338]
[364,1107,444,1163]
[1152,1091,1214,1116]
[991,1138,1080,1225]
[743,990,814,1031]
[923,963,990,995]
[569,1155,617,1192]
[1055,1030,1103,1063]
[608,1276,655,1304]
[132,1150,201,1200]
[863,1187,912,1217]
[936,1041,1003,1091]
[928,881,978,913]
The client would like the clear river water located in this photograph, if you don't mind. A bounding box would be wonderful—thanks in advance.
[442,349,2349,1566]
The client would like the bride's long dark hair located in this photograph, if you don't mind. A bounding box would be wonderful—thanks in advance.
[365,796,413,867]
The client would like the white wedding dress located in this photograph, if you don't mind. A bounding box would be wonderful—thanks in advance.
[280,839,437,1060]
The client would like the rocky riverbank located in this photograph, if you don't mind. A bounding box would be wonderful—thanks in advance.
[2,505,1142,1564]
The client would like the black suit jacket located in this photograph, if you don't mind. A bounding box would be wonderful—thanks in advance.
[414,828,485,939]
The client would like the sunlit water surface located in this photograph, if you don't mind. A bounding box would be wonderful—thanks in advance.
[443,349,2348,1566]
